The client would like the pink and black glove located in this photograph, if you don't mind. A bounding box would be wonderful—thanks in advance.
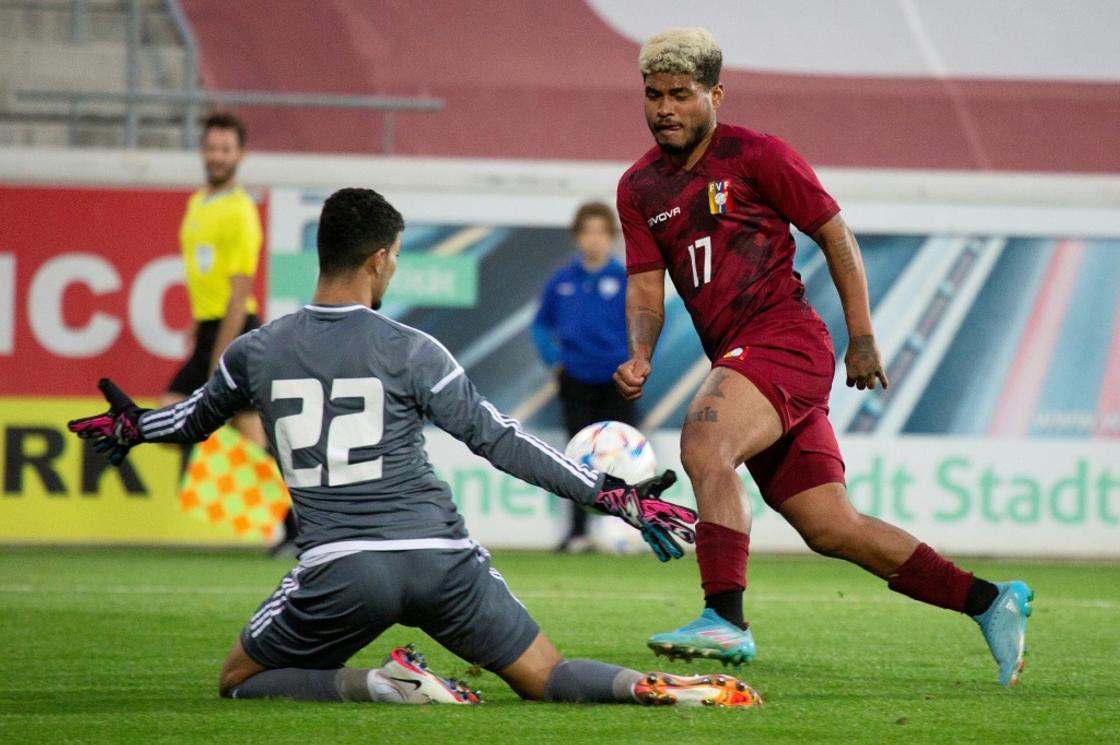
[593,470,697,561]
[67,378,148,465]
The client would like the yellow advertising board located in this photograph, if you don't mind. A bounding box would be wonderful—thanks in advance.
[0,397,278,545]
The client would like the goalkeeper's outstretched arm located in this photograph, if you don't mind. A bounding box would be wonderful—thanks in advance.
[68,339,252,462]
[137,333,252,443]
[138,374,247,444]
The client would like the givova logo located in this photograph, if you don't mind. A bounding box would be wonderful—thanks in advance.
[647,206,680,227]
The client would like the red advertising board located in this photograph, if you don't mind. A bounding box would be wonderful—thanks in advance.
[0,185,268,396]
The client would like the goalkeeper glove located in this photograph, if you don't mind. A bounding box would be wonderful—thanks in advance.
[593,470,697,561]
[67,378,148,465]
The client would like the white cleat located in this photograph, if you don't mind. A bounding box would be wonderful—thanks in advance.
[377,644,482,704]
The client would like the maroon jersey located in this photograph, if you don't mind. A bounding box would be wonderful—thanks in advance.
[617,123,839,359]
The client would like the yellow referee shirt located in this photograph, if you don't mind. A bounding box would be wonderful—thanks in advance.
[179,186,262,321]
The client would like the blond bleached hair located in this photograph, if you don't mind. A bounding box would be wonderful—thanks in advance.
[638,27,722,89]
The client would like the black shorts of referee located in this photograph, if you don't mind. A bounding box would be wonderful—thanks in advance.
[167,315,260,396]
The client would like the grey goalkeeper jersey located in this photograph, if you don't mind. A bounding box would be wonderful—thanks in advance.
[139,304,602,549]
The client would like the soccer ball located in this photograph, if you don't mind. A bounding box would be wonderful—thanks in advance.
[564,420,657,483]
[564,421,658,555]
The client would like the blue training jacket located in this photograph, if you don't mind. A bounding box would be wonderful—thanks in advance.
[532,256,630,384]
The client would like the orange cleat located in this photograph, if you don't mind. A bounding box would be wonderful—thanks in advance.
[632,672,762,708]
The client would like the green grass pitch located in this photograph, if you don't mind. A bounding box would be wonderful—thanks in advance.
[1,548,1117,744]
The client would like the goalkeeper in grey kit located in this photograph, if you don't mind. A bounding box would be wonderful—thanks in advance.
[69,188,761,708]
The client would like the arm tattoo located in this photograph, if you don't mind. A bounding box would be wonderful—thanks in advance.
[629,305,663,352]
[828,229,859,275]
[684,405,719,424]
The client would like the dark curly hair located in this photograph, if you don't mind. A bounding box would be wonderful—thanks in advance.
[317,188,405,278]
[202,111,247,147]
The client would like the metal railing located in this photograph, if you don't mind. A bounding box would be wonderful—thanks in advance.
[0,0,165,44]
[7,0,446,152]
[18,89,447,152]
[162,0,198,147]
[124,0,141,147]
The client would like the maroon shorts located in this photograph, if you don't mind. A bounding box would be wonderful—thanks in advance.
[712,312,845,508]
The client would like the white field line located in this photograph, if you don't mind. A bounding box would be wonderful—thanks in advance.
[0,584,1113,609]
[0,584,265,595]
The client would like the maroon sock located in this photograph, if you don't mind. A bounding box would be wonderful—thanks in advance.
[695,522,749,596]
[887,543,973,612]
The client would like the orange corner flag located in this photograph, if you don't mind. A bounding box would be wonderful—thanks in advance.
[178,426,290,543]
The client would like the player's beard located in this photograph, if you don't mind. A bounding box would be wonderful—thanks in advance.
[206,162,237,188]
[653,115,713,158]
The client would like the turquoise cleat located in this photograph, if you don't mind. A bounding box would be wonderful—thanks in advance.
[648,608,757,666]
[972,580,1034,687]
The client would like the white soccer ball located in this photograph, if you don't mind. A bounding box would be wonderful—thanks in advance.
[564,421,658,555]
[564,420,657,484]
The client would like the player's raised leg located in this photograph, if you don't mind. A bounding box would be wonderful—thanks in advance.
[648,367,782,665]
[778,482,1034,686]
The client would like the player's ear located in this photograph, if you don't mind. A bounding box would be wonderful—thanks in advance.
[709,82,724,110]
[367,246,389,277]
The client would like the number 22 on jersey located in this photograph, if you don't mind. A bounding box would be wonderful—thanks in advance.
[686,235,713,288]
[271,377,384,487]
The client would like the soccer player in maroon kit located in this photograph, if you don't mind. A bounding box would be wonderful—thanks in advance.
[613,28,1033,686]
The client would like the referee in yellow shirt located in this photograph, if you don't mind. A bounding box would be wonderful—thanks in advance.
[160,112,266,450]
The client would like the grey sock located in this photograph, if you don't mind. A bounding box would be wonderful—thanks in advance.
[230,668,344,701]
[230,668,404,703]
[335,668,377,702]
[542,659,643,703]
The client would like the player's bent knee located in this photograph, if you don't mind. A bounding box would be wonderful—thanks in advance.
[218,665,262,698]
[499,658,561,701]
[497,632,564,701]
[803,529,844,558]
[218,671,239,698]
[218,640,265,698]
[801,518,862,559]
[680,436,732,479]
